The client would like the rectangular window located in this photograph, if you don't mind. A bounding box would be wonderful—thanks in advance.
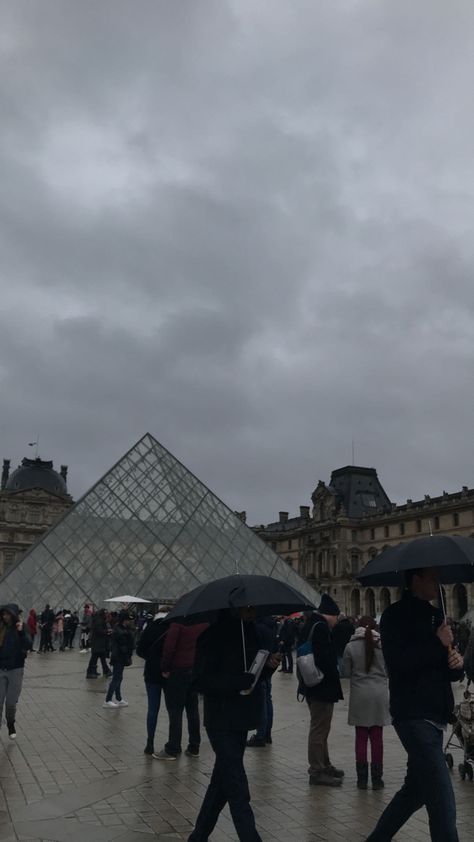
[288,539,292,550]
[453,512,459,527]
[370,528,375,540]
[434,516,440,530]
[384,525,389,538]
[399,522,405,536]
[416,519,422,533]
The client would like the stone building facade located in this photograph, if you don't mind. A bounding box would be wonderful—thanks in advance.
[253,465,474,620]
[0,457,73,577]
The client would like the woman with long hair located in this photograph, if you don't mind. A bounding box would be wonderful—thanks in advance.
[341,616,390,790]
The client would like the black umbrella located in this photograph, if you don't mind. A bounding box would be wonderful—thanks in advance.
[165,574,317,672]
[165,574,317,623]
[356,535,474,587]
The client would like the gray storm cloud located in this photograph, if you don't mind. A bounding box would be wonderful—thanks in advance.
[1,0,474,523]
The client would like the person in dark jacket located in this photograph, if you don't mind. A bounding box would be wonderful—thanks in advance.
[187,607,280,842]
[136,616,169,755]
[277,617,296,673]
[103,611,134,708]
[0,604,31,739]
[155,619,209,760]
[86,609,112,678]
[332,614,355,671]
[39,604,55,652]
[299,594,344,787]
[247,615,280,747]
[366,567,464,842]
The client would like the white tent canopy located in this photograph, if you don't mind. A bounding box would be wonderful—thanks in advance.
[104,595,152,604]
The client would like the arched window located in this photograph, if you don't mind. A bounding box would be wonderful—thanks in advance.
[351,589,361,616]
[365,588,376,618]
[380,588,391,612]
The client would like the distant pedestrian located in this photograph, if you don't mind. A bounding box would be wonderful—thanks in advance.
[247,615,280,747]
[0,604,31,739]
[39,604,55,652]
[341,616,390,789]
[277,617,296,673]
[80,605,92,652]
[332,614,355,672]
[55,611,65,651]
[86,609,112,678]
[154,619,208,760]
[27,608,37,651]
[103,611,134,709]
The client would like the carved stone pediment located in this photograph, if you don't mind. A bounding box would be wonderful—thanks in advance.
[311,482,337,523]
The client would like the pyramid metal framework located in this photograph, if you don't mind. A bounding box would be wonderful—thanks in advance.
[0,433,317,610]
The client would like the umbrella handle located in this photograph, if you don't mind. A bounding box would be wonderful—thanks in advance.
[241,619,247,673]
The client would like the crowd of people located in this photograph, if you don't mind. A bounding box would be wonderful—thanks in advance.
[1,576,473,842]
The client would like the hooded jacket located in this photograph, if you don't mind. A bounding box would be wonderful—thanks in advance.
[380,592,464,724]
[0,604,31,670]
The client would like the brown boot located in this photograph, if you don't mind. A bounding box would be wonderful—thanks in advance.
[356,761,368,789]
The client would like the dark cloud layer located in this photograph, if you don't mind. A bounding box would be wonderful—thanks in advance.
[1,1,474,523]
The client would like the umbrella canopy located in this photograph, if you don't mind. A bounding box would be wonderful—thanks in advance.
[165,574,317,623]
[356,535,474,587]
[104,594,152,604]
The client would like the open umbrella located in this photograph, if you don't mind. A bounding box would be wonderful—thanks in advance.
[104,595,152,604]
[165,574,317,671]
[165,574,317,623]
[356,535,474,587]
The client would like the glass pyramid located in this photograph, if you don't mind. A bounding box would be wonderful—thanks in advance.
[0,433,317,611]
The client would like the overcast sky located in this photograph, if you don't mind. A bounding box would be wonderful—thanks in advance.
[1,1,474,524]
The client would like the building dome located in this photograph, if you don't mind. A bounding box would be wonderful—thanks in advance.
[5,458,68,497]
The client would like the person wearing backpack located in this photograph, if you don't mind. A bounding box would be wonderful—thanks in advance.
[136,613,170,755]
[298,594,344,787]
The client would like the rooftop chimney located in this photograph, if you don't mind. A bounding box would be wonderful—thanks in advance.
[1,459,10,490]
[300,506,310,518]
[279,511,289,523]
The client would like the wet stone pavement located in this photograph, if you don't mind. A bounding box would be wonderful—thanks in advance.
[0,650,473,841]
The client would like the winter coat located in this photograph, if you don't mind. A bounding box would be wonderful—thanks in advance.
[332,618,355,658]
[0,604,31,669]
[278,618,296,647]
[90,614,110,656]
[381,592,464,724]
[161,622,209,673]
[194,614,267,732]
[27,610,37,636]
[110,623,134,667]
[298,613,343,704]
[136,618,169,685]
[341,629,390,727]
[256,616,279,654]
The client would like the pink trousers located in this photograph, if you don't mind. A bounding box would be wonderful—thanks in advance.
[355,725,383,765]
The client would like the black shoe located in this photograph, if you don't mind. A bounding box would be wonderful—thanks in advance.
[371,763,384,790]
[7,721,17,740]
[144,740,154,756]
[265,733,272,744]
[356,761,368,789]
[185,746,200,757]
[103,671,112,677]
[86,673,98,679]
[309,773,342,787]
[246,735,266,747]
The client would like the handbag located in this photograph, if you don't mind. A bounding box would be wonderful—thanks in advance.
[296,622,324,688]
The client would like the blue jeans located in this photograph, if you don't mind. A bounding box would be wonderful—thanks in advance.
[188,729,262,842]
[366,720,458,842]
[256,678,273,740]
[145,681,162,742]
[106,665,124,702]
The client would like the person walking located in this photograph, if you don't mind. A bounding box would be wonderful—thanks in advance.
[365,567,464,842]
[103,611,134,709]
[86,609,112,678]
[187,607,279,842]
[341,616,390,789]
[298,594,344,787]
[39,604,55,652]
[27,608,37,651]
[154,619,208,760]
[0,604,31,739]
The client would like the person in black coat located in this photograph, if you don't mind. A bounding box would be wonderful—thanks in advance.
[247,615,280,747]
[366,567,464,842]
[187,608,279,842]
[86,610,112,678]
[277,617,296,673]
[299,594,344,787]
[332,614,355,670]
[103,611,134,708]
[0,604,31,739]
[136,616,169,755]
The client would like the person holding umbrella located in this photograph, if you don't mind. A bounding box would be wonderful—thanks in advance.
[365,567,464,842]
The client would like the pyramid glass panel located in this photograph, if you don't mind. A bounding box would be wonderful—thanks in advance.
[0,433,318,610]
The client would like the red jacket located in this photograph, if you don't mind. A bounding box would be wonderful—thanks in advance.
[161,622,209,673]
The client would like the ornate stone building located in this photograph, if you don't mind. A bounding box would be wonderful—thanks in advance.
[253,465,474,620]
[0,457,73,577]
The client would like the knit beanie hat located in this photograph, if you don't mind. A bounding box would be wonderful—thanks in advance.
[318,594,340,617]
